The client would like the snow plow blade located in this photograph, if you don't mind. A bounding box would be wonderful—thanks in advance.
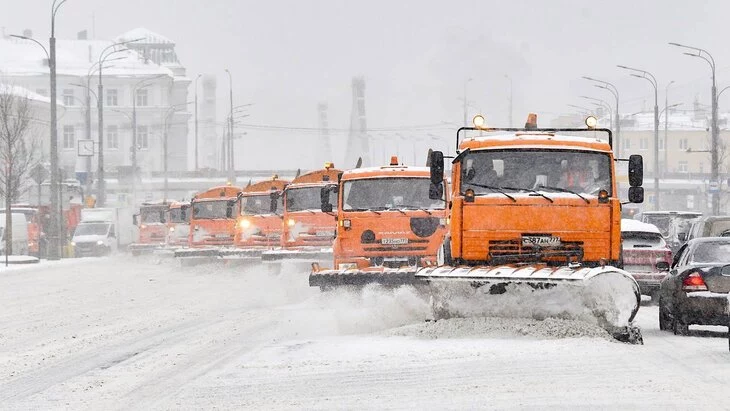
[415,264,642,344]
[309,265,425,288]
[262,248,333,262]
[128,243,165,256]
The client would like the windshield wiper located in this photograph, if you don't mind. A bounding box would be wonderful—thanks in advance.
[498,186,554,203]
[536,185,589,204]
[346,207,381,215]
[464,183,517,202]
[397,205,433,215]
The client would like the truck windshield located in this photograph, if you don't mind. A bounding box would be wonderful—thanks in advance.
[342,177,444,211]
[286,186,337,212]
[74,223,109,236]
[168,208,189,223]
[460,150,612,196]
[241,194,284,215]
[140,207,166,223]
[192,200,230,219]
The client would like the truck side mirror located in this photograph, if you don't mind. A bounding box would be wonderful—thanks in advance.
[628,186,644,203]
[132,214,139,226]
[429,151,445,200]
[320,186,333,213]
[628,155,643,187]
[160,211,166,224]
[269,192,279,213]
[226,199,236,218]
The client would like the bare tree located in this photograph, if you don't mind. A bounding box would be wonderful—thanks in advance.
[0,89,40,256]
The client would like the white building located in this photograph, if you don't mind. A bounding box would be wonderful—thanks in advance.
[0,28,193,181]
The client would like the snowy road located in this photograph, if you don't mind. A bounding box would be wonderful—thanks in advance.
[1,256,729,410]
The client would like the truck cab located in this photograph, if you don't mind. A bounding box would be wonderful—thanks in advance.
[281,164,341,250]
[326,156,449,270]
[234,177,289,249]
[166,201,191,247]
[133,202,169,247]
[189,185,242,248]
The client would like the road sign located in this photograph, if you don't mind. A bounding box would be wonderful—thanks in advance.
[30,163,48,185]
[77,140,94,157]
[709,181,720,193]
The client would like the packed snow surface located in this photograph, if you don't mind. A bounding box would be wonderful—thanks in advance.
[1,256,729,409]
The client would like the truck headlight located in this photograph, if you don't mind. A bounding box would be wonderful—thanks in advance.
[96,240,104,245]
[287,218,296,227]
[71,241,76,246]
[239,219,251,229]
[169,226,175,232]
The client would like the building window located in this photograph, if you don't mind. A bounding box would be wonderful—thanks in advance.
[63,89,75,106]
[679,138,688,150]
[678,161,688,173]
[106,89,118,106]
[622,138,631,150]
[35,88,47,97]
[639,138,648,150]
[658,138,665,151]
[63,125,75,149]
[137,125,149,149]
[107,125,119,150]
[136,89,148,107]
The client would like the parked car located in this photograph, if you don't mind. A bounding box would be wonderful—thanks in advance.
[657,237,730,335]
[621,219,672,299]
[685,215,730,241]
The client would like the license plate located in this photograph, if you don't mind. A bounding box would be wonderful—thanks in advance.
[316,231,333,237]
[522,236,561,247]
[382,238,408,245]
[215,234,230,238]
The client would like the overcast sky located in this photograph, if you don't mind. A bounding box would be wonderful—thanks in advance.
[2,0,730,169]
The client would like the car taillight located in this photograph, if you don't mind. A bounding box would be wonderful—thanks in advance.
[682,271,708,291]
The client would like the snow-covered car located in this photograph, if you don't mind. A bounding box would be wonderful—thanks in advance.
[621,219,672,298]
[658,237,730,335]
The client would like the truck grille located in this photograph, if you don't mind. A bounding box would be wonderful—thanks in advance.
[488,239,584,264]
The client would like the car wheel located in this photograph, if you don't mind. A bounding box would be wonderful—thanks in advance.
[658,298,672,331]
[673,317,689,336]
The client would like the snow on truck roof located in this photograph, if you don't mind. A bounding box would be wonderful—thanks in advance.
[342,165,430,179]
[460,132,612,152]
[621,219,662,234]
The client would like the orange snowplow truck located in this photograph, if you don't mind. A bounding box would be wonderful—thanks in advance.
[129,201,169,255]
[233,177,289,252]
[166,201,191,247]
[261,164,341,262]
[309,156,449,287]
[188,185,242,248]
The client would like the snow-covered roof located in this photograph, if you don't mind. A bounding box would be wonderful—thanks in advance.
[621,219,661,234]
[0,83,55,105]
[0,36,175,78]
[116,28,175,45]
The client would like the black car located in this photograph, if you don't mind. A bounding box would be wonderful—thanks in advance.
[658,237,730,335]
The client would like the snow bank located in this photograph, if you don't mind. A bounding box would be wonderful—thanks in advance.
[387,316,612,340]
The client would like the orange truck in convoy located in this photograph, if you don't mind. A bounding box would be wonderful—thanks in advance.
[413,114,646,341]
[261,164,341,262]
[233,177,289,255]
[186,185,242,250]
[309,156,449,286]
[129,201,170,255]
[166,201,191,247]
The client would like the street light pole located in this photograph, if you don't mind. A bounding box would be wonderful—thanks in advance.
[583,77,620,157]
[505,74,513,127]
[225,69,234,182]
[463,77,472,127]
[580,95,613,125]
[670,42,719,214]
[163,102,193,201]
[664,80,675,177]
[618,65,660,210]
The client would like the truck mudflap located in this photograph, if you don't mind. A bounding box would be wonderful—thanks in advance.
[309,265,426,288]
[262,248,333,262]
[415,264,643,344]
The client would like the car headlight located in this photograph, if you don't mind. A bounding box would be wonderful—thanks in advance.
[239,219,251,229]
[71,241,76,246]
[287,218,296,227]
[96,240,104,245]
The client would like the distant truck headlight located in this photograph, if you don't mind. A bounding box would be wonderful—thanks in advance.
[96,240,104,245]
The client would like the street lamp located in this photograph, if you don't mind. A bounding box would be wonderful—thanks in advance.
[618,64,660,210]
[580,96,613,124]
[670,42,719,214]
[96,38,143,207]
[163,102,193,201]
[224,69,234,182]
[567,104,594,115]
[583,76,621,157]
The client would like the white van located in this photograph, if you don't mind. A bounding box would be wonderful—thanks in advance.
[0,213,30,255]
